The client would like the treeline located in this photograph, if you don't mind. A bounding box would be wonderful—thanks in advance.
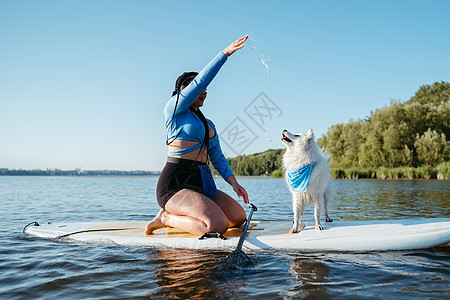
[224,149,284,176]
[0,169,160,176]
[317,81,449,178]
[222,81,449,179]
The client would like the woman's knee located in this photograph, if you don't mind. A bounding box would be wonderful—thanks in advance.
[214,190,246,227]
[230,210,246,228]
[206,215,229,234]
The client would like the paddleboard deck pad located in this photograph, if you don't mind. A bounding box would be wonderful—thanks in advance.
[25,219,450,251]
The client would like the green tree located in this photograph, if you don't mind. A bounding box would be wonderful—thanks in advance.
[382,122,411,167]
[320,123,345,168]
[409,81,450,106]
[358,132,385,168]
[414,129,449,167]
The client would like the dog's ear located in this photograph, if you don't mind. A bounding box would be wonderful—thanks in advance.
[306,129,314,141]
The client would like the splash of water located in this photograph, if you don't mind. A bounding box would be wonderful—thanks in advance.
[249,35,271,91]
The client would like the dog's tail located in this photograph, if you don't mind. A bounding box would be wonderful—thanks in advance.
[320,147,331,161]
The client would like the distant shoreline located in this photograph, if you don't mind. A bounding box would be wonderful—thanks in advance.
[0,169,160,177]
[2,166,449,180]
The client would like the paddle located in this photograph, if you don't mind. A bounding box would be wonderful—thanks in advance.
[236,203,258,252]
[214,203,258,277]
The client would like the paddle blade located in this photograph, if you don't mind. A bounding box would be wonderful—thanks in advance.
[213,249,256,281]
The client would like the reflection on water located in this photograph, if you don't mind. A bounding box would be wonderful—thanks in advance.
[288,254,330,299]
[153,249,208,298]
[152,249,252,299]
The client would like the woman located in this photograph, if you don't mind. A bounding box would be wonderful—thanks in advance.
[145,35,249,236]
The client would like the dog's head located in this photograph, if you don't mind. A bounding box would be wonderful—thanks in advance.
[281,129,315,150]
[281,129,319,169]
[282,129,330,170]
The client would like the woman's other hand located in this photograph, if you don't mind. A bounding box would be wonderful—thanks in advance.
[233,182,249,204]
[226,175,249,204]
[222,34,248,57]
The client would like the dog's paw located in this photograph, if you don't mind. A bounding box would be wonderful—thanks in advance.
[315,224,323,230]
[325,217,333,223]
[289,223,306,234]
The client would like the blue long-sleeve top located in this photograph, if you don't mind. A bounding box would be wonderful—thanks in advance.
[164,52,234,180]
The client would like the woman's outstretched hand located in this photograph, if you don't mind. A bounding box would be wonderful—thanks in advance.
[222,34,248,57]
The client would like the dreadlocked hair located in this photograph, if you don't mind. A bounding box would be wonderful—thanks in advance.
[166,72,199,146]
[168,71,209,165]
[172,72,198,96]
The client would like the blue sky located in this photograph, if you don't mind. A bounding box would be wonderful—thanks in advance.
[1,0,449,171]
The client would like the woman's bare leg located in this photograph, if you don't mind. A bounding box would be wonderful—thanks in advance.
[145,189,229,236]
[213,190,246,228]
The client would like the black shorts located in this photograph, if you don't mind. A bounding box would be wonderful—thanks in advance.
[156,157,217,209]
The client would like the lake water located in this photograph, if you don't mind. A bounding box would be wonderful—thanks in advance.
[1,176,449,299]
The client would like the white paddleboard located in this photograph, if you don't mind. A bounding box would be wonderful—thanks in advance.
[25,219,450,251]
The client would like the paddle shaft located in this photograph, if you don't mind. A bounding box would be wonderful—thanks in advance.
[236,203,257,252]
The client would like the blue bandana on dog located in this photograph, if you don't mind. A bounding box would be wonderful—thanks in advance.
[287,163,315,192]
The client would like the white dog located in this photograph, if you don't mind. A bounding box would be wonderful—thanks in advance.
[281,129,333,233]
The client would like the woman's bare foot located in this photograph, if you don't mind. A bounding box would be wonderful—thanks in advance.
[144,209,166,235]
